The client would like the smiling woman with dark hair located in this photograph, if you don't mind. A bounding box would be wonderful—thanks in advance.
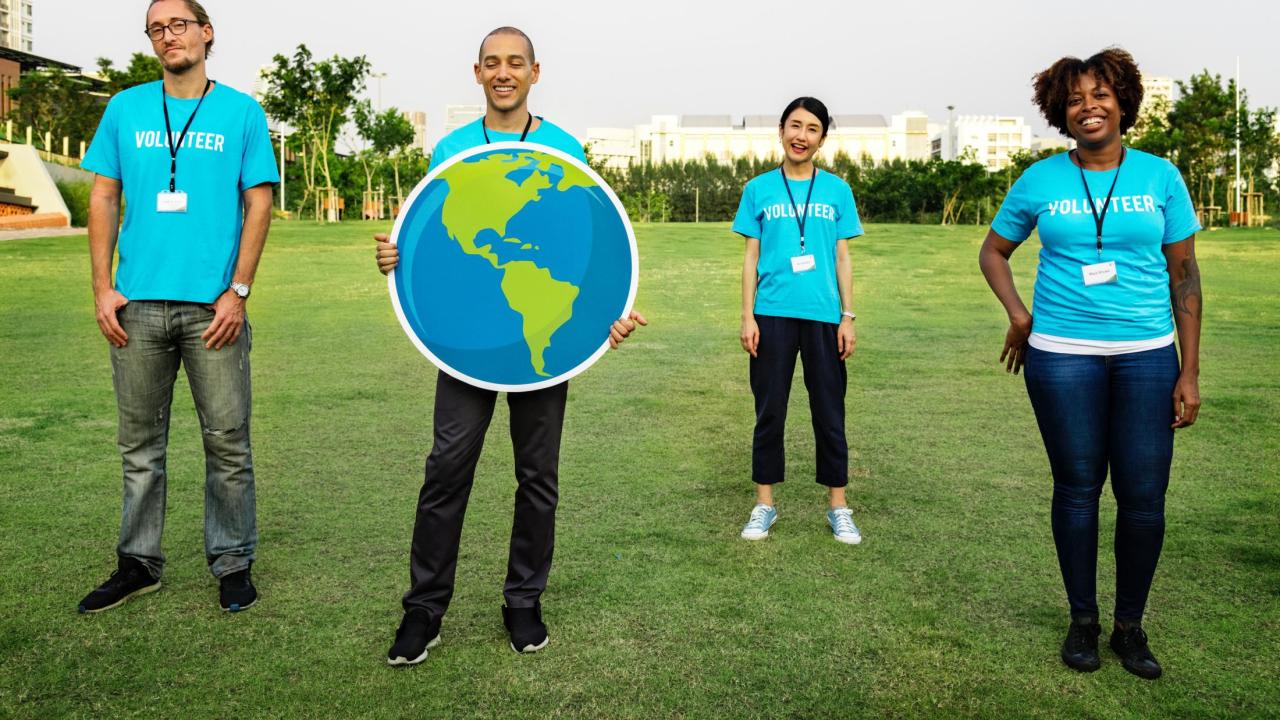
[978,47,1203,680]
[733,97,865,546]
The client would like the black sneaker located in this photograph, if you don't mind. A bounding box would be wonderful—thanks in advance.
[1110,624,1163,679]
[1061,618,1102,672]
[387,609,441,666]
[502,603,549,653]
[219,567,257,612]
[78,557,161,613]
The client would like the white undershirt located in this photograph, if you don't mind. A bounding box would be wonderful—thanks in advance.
[1029,331,1176,356]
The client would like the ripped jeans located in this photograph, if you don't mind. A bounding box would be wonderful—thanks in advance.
[110,301,256,579]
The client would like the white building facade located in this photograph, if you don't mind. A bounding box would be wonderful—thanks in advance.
[1140,75,1175,118]
[587,112,933,170]
[0,0,33,52]
[443,104,483,135]
[931,115,1034,171]
[403,110,427,152]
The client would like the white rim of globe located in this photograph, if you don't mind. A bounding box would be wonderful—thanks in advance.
[388,141,640,393]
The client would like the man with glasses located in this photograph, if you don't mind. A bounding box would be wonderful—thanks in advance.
[375,27,646,665]
[77,0,279,614]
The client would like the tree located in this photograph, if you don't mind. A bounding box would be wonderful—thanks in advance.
[96,53,163,95]
[1133,70,1280,220]
[260,45,371,221]
[6,69,102,147]
[354,101,415,207]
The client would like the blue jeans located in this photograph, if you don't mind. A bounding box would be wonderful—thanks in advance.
[1023,343,1179,623]
[110,301,256,579]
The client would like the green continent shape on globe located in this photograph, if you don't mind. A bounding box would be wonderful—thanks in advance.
[438,151,583,377]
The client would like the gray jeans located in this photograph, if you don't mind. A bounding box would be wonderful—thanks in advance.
[110,301,256,579]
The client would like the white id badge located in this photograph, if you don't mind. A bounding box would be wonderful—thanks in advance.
[156,191,188,213]
[790,254,816,274]
[1081,260,1119,286]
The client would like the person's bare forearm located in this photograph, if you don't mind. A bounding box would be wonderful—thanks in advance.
[88,183,121,293]
[836,240,854,314]
[233,186,273,286]
[979,242,1030,322]
[1167,240,1202,376]
[741,247,759,319]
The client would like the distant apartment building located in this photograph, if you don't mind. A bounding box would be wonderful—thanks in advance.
[403,110,427,152]
[930,115,1033,171]
[587,112,933,170]
[1140,75,1175,118]
[0,0,32,53]
[443,104,483,135]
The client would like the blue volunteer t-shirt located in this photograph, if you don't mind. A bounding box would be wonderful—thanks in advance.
[82,81,279,304]
[992,148,1199,342]
[732,169,863,324]
[428,116,586,172]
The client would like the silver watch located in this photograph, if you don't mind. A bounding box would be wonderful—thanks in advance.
[841,311,856,321]
[230,282,251,299]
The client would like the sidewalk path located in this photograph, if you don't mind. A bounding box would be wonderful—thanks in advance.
[0,227,86,241]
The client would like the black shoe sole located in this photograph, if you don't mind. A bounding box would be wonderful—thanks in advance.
[78,582,161,614]
[1115,656,1162,680]
[220,595,257,613]
[1061,651,1101,672]
[1109,639,1162,679]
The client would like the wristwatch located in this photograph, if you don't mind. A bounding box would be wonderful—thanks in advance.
[841,311,856,321]
[230,282,251,299]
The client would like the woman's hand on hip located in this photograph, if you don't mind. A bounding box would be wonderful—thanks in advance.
[1001,313,1032,375]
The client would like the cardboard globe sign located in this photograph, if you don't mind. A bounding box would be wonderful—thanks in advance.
[389,142,638,392]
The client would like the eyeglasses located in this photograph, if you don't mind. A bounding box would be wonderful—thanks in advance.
[144,18,201,42]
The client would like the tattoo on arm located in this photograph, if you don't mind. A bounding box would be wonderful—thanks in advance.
[1172,255,1202,319]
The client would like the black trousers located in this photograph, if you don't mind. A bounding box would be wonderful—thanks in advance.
[750,314,848,488]
[402,371,568,619]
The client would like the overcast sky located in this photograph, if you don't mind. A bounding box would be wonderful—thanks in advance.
[36,0,1280,146]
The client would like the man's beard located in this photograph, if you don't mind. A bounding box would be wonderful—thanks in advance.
[163,54,198,75]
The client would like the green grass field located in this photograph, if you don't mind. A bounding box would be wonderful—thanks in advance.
[1,222,1277,719]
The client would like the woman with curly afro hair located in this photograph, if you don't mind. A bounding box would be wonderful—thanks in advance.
[978,47,1203,680]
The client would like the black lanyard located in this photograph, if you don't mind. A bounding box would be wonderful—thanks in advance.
[779,165,817,253]
[1075,146,1126,256]
[482,113,533,144]
[161,79,213,193]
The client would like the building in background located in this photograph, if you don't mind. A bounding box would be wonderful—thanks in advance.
[587,111,933,170]
[0,0,33,53]
[443,104,483,135]
[1140,75,1175,119]
[403,110,427,152]
[930,115,1033,171]
[0,45,78,118]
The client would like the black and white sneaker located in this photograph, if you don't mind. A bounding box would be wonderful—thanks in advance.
[387,609,441,666]
[502,603,549,653]
[78,557,161,613]
[219,568,257,612]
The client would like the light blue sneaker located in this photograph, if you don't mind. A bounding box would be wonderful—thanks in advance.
[827,507,862,545]
[740,504,777,540]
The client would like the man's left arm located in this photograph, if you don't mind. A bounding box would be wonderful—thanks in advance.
[202,183,274,350]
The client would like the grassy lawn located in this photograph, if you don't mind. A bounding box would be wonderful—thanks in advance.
[1,221,1276,719]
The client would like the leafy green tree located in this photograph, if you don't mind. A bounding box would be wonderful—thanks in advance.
[354,101,416,206]
[6,69,102,147]
[95,53,163,95]
[260,45,371,220]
